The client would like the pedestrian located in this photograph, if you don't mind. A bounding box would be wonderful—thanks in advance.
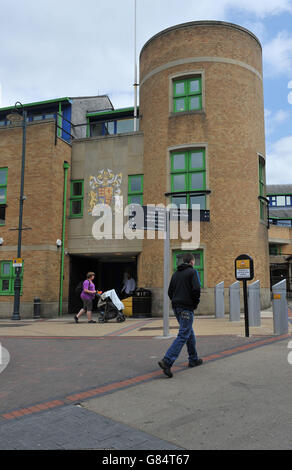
[74,272,98,323]
[120,271,136,299]
[158,253,203,378]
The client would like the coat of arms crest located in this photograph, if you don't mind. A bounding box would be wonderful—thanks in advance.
[88,169,123,214]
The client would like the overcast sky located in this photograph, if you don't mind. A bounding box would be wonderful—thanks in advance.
[0,0,292,184]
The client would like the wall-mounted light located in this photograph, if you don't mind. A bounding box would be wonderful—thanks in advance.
[0,238,3,245]
[56,239,62,247]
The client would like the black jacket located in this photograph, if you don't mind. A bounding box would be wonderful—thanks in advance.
[168,263,201,310]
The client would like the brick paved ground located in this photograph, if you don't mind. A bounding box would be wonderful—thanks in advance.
[0,404,182,450]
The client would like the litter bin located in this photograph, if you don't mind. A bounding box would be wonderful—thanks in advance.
[33,297,41,319]
[132,288,152,318]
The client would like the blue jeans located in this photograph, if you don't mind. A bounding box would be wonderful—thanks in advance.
[164,307,198,366]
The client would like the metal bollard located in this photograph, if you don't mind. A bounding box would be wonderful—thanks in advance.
[229,281,240,321]
[272,279,288,335]
[247,280,261,327]
[215,281,225,318]
[33,297,41,319]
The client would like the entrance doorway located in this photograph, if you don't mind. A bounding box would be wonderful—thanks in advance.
[68,254,137,313]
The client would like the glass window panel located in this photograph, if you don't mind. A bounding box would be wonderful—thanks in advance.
[0,169,7,185]
[172,174,186,191]
[104,121,115,135]
[189,96,201,110]
[190,151,204,169]
[172,153,186,171]
[1,280,9,291]
[190,172,204,190]
[71,200,82,215]
[175,82,185,95]
[278,220,291,226]
[33,115,43,121]
[44,114,55,119]
[276,196,286,206]
[0,205,5,224]
[189,79,200,93]
[190,195,206,210]
[0,188,6,202]
[0,121,6,126]
[3,263,10,275]
[171,196,187,208]
[72,182,83,197]
[175,253,185,267]
[174,98,186,112]
[117,119,134,134]
[129,195,142,205]
[130,176,142,193]
[91,122,103,137]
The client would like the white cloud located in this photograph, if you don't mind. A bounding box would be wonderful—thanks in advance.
[266,135,292,184]
[263,31,292,77]
[288,81,292,104]
[265,108,290,135]
[230,0,292,17]
[1,0,292,107]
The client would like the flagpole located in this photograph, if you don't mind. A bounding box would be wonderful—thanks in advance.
[134,0,138,131]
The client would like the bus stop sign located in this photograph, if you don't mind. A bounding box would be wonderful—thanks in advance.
[235,254,254,281]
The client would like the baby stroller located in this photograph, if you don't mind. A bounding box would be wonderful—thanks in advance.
[97,289,126,323]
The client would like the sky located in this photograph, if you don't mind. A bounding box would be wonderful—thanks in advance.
[0,0,291,185]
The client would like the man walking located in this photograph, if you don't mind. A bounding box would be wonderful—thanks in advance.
[158,253,203,378]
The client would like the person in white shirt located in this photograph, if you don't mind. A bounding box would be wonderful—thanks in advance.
[120,272,136,299]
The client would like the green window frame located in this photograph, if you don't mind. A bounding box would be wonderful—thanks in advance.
[173,250,204,287]
[269,244,281,255]
[170,149,206,209]
[70,180,84,218]
[259,158,266,221]
[0,167,8,226]
[173,77,202,113]
[0,260,23,296]
[128,175,143,205]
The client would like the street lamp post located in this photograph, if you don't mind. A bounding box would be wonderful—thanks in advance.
[6,102,27,320]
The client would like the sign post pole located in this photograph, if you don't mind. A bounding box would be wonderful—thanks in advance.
[235,254,254,338]
[242,279,249,337]
[163,209,170,337]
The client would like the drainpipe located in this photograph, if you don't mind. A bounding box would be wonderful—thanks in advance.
[59,161,70,316]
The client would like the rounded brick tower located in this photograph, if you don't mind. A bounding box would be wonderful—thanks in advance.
[138,21,270,314]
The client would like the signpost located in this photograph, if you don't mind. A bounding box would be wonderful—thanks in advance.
[129,204,171,336]
[235,254,254,337]
[128,204,209,337]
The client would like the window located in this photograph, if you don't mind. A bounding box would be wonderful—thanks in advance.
[269,244,281,255]
[90,118,137,137]
[259,158,266,221]
[269,195,292,207]
[0,261,23,296]
[170,149,206,209]
[173,250,204,287]
[70,180,84,218]
[128,175,143,205]
[0,167,7,225]
[173,77,202,113]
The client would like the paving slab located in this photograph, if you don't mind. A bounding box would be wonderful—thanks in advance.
[1,311,290,338]
[81,339,292,450]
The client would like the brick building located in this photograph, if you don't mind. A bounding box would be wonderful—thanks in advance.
[0,21,272,317]
[267,185,292,296]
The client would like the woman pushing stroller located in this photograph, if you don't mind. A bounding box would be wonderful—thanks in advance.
[74,272,99,323]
